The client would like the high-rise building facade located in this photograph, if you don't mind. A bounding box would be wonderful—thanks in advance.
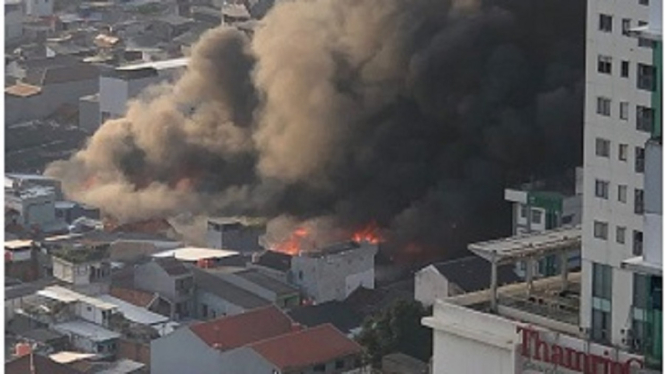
[581,0,662,369]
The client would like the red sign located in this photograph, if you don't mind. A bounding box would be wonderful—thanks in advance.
[517,326,644,374]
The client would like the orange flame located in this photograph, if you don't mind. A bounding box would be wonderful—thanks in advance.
[351,221,383,245]
[273,227,309,255]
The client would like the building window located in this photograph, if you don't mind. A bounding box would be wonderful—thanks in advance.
[598,55,612,74]
[531,209,542,225]
[619,102,629,120]
[595,180,609,199]
[313,364,326,372]
[621,61,630,77]
[596,138,610,157]
[591,263,612,343]
[634,188,644,215]
[619,144,628,161]
[635,146,645,173]
[520,204,528,218]
[594,221,609,240]
[201,303,208,318]
[637,63,656,91]
[562,215,574,225]
[597,97,611,116]
[622,18,631,35]
[335,360,345,369]
[633,230,644,255]
[599,14,613,32]
[639,0,649,5]
[616,226,626,244]
[592,308,612,343]
[636,106,654,132]
[637,21,657,48]
[618,185,628,203]
[592,263,612,299]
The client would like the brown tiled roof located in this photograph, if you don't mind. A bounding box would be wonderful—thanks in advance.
[5,83,42,97]
[110,286,155,308]
[189,305,296,351]
[250,324,362,371]
[5,353,84,374]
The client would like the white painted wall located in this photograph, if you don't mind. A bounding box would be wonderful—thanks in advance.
[582,0,654,346]
[414,265,449,307]
[424,301,645,374]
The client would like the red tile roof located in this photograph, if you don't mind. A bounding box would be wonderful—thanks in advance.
[250,324,362,371]
[189,306,297,351]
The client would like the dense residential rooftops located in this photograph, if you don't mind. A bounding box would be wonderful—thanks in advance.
[249,324,362,370]
[189,305,296,351]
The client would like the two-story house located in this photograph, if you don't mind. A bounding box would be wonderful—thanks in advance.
[134,258,194,320]
[51,246,112,288]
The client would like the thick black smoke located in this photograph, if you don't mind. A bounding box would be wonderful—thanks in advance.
[46,0,584,260]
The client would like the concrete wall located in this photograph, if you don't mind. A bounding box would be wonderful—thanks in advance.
[52,257,90,285]
[5,189,57,228]
[135,262,176,301]
[79,95,100,133]
[194,289,245,320]
[220,347,277,374]
[6,79,99,125]
[99,74,162,119]
[414,265,449,307]
[218,273,277,302]
[118,338,151,370]
[291,244,376,303]
[151,327,221,374]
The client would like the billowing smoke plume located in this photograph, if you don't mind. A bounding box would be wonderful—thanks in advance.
[46,0,584,260]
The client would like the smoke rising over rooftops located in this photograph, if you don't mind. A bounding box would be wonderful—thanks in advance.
[46,0,584,259]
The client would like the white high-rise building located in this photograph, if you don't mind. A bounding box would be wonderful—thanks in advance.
[581,0,661,362]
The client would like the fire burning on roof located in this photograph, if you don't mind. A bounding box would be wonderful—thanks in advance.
[270,222,383,256]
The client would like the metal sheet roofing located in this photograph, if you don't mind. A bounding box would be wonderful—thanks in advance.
[152,247,239,261]
[38,286,118,310]
[54,320,120,342]
[96,294,168,326]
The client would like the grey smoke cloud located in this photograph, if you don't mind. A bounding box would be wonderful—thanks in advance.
[46,0,584,259]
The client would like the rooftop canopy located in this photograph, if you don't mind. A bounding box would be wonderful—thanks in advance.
[468,225,581,265]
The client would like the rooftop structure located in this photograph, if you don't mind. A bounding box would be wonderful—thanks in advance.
[152,247,240,262]
[248,324,362,372]
[468,225,581,314]
[53,320,121,342]
[188,305,296,351]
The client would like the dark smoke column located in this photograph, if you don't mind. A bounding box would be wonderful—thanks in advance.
[46,0,584,260]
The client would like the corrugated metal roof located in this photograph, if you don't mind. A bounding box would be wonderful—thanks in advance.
[53,320,121,342]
